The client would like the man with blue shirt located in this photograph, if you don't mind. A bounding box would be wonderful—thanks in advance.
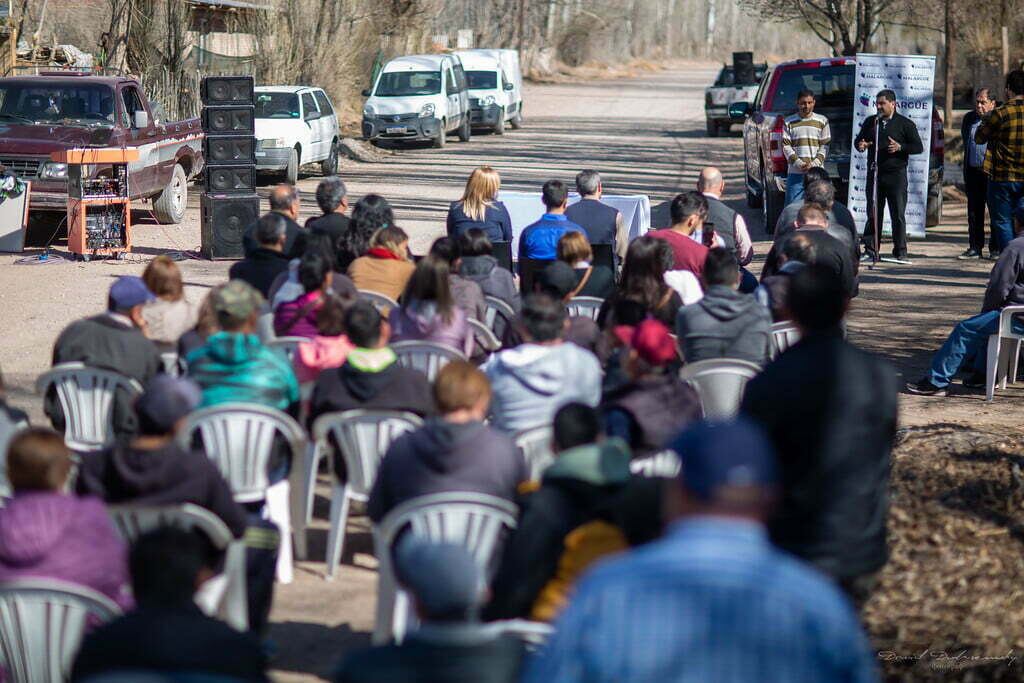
[518,179,583,263]
[522,418,877,683]
[960,88,996,260]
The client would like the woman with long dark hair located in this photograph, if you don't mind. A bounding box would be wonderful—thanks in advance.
[336,194,394,271]
[598,236,682,329]
[388,254,473,356]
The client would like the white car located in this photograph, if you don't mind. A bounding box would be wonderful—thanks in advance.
[455,49,523,134]
[361,54,471,148]
[254,85,340,184]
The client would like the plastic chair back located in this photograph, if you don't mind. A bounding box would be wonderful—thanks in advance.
[255,310,276,343]
[0,579,120,683]
[160,351,183,377]
[35,363,144,451]
[518,258,554,295]
[487,619,555,650]
[484,296,516,336]
[629,449,682,478]
[491,242,513,272]
[469,318,502,354]
[358,289,400,314]
[267,337,307,362]
[391,341,467,383]
[373,492,518,644]
[591,242,615,271]
[769,322,801,359]
[513,425,555,480]
[107,503,234,549]
[179,403,306,503]
[679,359,761,419]
[312,410,423,496]
[565,296,604,322]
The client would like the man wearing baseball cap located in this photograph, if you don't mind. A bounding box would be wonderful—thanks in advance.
[601,318,702,457]
[523,419,877,682]
[46,276,163,440]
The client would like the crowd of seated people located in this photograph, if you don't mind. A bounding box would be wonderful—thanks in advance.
[1,164,912,682]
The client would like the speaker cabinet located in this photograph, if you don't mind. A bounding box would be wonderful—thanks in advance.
[202,76,255,106]
[200,193,259,259]
[204,135,256,166]
[204,165,256,194]
[202,106,255,135]
[733,51,756,85]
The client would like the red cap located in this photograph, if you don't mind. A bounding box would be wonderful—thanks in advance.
[614,318,678,367]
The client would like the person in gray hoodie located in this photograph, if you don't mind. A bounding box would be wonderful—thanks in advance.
[457,229,521,313]
[483,294,602,433]
[676,248,772,366]
[367,361,527,523]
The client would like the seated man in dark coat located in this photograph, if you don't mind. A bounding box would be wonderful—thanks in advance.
[335,540,525,683]
[229,213,292,298]
[243,184,308,259]
[305,176,351,245]
[71,527,269,682]
[46,276,162,441]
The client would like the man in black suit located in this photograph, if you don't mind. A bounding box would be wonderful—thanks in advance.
[306,175,351,245]
[959,87,997,259]
[854,89,925,264]
[242,183,307,258]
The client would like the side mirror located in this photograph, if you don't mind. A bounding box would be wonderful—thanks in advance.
[305,110,321,121]
[133,110,149,129]
[728,101,751,119]
[361,88,371,97]
[503,82,514,91]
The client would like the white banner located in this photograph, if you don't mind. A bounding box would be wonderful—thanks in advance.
[848,53,935,238]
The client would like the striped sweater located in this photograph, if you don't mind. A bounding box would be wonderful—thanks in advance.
[782,112,831,174]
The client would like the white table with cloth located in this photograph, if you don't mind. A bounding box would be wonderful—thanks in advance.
[496,191,651,258]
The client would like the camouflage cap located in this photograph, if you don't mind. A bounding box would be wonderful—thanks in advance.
[211,280,264,327]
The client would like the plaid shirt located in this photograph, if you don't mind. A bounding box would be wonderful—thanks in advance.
[978,99,1024,181]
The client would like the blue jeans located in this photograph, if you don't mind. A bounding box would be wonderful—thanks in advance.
[986,181,1024,252]
[785,172,805,205]
[929,310,1024,387]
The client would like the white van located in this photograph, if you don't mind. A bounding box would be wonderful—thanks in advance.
[455,49,523,134]
[253,86,340,184]
[361,54,471,148]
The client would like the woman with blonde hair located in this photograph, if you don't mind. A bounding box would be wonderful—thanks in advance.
[557,230,616,300]
[347,225,416,302]
[141,255,197,350]
[446,166,513,242]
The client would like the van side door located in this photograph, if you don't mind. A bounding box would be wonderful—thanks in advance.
[301,90,323,161]
[444,64,459,130]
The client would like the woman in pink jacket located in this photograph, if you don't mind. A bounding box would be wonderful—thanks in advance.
[388,255,473,357]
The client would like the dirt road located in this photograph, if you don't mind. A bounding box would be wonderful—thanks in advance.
[0,63,1020,680]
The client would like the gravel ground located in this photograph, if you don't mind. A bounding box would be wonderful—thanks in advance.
[1,62,1022,681]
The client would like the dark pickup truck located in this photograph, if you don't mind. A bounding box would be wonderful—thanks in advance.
[732,57,943,232]
[0,72,204,224]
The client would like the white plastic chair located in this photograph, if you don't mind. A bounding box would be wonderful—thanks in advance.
[373,492,518,644]
[160,351,182,377]
[107,503,249,632]
[986,305,1024,401]
[629,449,682,478]
[469,317,502,354]
[769,321,801,359]
[358,289,400,313]
[391,341,467,382]
[488,619,556,650]
[312,410,424,580]
[35,362,144,451]
[513,425,555,480]
[679,359,761,419]
[179,403,306,584]
[565,296,604,321]
[0,578,121,683]
[484,296,516,334]
[255,310,276,343]
[267,336,308,362]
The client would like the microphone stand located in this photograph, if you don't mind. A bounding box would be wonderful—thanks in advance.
[870,114,880,269]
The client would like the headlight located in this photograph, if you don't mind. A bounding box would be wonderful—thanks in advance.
[482,95,496,106]
[39,162,67,179]
[259,138,287,149]
[419,103,435,118]
[363,105,375,117]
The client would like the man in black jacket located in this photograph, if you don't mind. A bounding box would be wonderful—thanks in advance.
[229,212,291,298]
[741,265,898,608]
[959,88,997,259]
[306,176,351,246]
[242,184,307,258]
[854,89,924,263]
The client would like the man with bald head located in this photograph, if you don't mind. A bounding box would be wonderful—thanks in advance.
[697,167,753,266]
[243,183,308,259]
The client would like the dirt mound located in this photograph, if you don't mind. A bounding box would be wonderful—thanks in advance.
[867,425,1024,680]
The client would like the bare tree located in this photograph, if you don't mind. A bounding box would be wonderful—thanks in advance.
[741,0,886,55]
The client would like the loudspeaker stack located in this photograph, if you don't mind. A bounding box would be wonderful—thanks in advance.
[200,76,259,259]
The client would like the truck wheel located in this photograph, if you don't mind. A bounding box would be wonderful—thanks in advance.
[458,115,472,142]
[760,167,783,235]
[510,105,523,129]
[494,109,506,135]
[433,123,447,149]
[152,164,187,225]
[926,181,942,227]
[706,118,719,137]
[284,148,299,185]
[321,139,339,176]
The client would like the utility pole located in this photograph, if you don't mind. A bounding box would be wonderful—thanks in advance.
[518,0,528,54]
[943,0,955,128]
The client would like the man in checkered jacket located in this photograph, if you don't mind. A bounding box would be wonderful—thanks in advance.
[781,89,832,205]
[977,69,1024,258]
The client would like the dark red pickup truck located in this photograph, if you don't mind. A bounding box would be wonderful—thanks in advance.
[0,72,204,224]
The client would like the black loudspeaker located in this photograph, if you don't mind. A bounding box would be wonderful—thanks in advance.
[202,76,255,106]
[204,135,256,166]
[733,51,755,85]
[205,166,256,193]
[202,106,255,135]
[200,193,259,259]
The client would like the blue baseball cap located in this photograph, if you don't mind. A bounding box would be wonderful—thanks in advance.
[109,276,156,311]
[135,375,202,434]
[669,418,778,501]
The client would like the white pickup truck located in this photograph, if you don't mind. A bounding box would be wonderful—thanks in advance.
[254,85,340,184]
[704,63,766,137]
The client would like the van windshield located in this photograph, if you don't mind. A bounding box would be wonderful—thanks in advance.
[466,71,497,89]
[375,71,441,97]
[255,92,300,119]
